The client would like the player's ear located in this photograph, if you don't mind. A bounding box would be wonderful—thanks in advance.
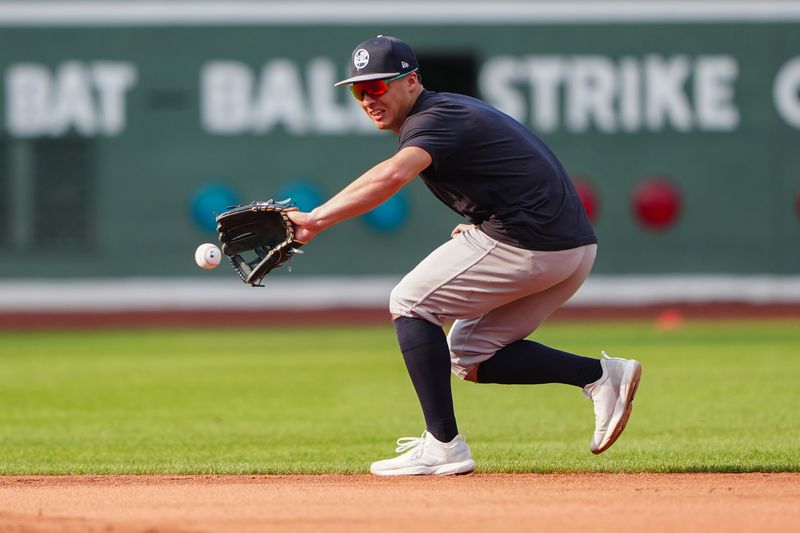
[406,72,422,92]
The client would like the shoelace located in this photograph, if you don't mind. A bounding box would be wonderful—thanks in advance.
[395,433,427,459]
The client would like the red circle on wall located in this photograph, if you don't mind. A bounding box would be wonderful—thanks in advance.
[571,177,599,222]
[632,177,682,230]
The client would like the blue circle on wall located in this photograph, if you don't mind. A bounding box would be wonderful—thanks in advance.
[363,192,408,232]
[276,181,324,212]
[191,183,240,233]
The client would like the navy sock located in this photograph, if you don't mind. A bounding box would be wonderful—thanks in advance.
[393,316,459,443]
[476,340,602,387]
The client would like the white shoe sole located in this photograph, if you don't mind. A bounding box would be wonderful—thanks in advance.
[370,459,476,476]
[592,359,642,455]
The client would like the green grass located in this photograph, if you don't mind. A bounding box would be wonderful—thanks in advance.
[0,320,798,474]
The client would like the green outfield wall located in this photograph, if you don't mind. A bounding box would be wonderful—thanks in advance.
[0,2,799,280]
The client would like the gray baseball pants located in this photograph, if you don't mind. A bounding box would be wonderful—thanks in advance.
[389,226,597,381]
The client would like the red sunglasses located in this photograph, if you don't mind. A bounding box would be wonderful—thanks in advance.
[350,69,418,101]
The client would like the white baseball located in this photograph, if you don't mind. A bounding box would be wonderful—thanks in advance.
[195,243,222,269]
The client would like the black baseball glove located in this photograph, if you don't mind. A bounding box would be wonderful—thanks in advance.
[216,199,303,286]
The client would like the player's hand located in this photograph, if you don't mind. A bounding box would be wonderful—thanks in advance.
[451,224,475,238]
[286,210,321,244]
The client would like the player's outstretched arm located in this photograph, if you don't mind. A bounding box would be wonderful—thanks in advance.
[287,146,431,243]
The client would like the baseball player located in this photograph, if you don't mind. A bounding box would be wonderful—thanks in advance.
[288,36,642,476]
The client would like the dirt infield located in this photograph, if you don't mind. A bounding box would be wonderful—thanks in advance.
[1,474,798,532]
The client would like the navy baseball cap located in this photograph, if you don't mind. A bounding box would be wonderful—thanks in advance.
[334,35,419,87]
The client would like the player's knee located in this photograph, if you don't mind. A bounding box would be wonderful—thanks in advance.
[390,281,441,324]
[451,360,479,382]
[449,331,491,384]
[447,326,471,357]
[449,338,478,382]
[462,366,479,382]
[388,282,412,316]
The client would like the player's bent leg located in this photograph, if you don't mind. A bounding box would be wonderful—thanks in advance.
[446,244,642,453]
[582,352,643,454]
[370,431,475,476]
[448,243,598,384]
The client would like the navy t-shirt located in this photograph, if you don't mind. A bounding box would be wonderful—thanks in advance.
[398,90,597,251]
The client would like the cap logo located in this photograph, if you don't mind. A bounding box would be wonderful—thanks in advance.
[354,49,370,70]
[401,61,409,69]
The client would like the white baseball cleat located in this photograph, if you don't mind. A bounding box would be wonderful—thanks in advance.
[583,351,643,454]
[370,431,476,476]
